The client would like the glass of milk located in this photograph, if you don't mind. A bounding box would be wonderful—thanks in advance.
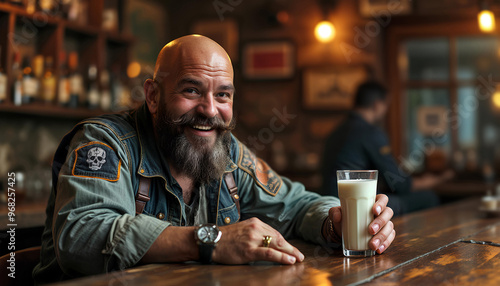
[337,170,378,257]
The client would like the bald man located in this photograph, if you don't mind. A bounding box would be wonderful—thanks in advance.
[33,35,395,283]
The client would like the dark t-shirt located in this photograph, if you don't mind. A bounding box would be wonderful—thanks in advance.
[321,112,412,197]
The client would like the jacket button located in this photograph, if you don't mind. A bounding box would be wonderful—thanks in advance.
[140,169,145,174]
[157,213,165,220]
[234,194,239,200]
[224,217,231,224]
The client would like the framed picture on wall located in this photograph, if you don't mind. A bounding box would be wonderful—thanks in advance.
[302,66,367,111]
[242,41,295,80]
[417,106,448,136]
[191,19,239,62]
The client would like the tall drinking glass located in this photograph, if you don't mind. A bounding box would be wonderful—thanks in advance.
[337,170,378,257]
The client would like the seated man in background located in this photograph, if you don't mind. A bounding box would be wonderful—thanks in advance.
[33,36,395,283]
[321,81,453,216]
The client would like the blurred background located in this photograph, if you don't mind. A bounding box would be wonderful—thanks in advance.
[1,0,500,208]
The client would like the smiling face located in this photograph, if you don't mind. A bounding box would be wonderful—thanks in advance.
[145,35,236,184]
[161,46,234,148]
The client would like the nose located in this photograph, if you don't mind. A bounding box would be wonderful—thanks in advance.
[196,94,217,119]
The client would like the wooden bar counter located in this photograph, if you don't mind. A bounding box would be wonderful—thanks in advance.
[51,198,500,286]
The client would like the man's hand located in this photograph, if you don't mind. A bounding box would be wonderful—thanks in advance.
[212,218,304,265]
[328,194,395,254]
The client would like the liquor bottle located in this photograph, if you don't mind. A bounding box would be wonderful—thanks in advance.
[75,0,88,26]
[66,0,87,24]
[12,52,22,106]
[57,51,70,107]
[113,70,131,110]
[102,0,119,31]
[41,56,56,103]
[32,54,44,101]
[0,46,7,103]
[67,51,82,108]
[21,56,37,104]
[86,64,99,109]
[100,70,111,110]
[26,0,36,13]
[39,0,57,13]
[60,0,72,19]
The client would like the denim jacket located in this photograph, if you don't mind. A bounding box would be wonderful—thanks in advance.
[33,104,340,283]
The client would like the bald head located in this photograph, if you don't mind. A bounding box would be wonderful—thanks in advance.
[144,34,235,134]
[153,35,233,84]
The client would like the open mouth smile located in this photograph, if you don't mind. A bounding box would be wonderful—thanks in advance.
[191,125,214,131]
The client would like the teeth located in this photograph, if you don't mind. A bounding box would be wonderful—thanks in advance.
[192,125,212,131]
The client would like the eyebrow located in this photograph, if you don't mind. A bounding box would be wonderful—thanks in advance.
[218,84,235,93]
[178,78,203,87]
[179,77,235,93]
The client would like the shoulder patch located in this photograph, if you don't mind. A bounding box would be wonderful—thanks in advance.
[237,142,282,196]
[72,141,121,182]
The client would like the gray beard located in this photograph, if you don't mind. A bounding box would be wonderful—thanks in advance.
[168,131,231,186]
[155,109,232,186]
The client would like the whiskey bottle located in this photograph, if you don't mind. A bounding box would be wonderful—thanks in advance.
[32,54,44,102]
[41,56,56,103]
[67,51,82,108]
[57,51,70,106]
[12,52,22,106]
[21,56,37,104]
[39,0,57,13]
[0,46,7,103]
[86,64,99,109]
[100,70,111,110]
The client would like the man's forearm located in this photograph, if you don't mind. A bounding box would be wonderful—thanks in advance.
[140,226,199,263]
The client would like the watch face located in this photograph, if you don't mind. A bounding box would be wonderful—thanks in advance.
[197,225,220,244]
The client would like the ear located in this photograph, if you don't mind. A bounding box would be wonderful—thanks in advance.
[144,79,159,115]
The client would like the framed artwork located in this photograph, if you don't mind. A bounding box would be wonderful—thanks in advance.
[417,106,448,136]
[359,0,412,17]
[242,41,295,80]
[302,66,367,110]
[127,0,168,66]
[191,19,239,62]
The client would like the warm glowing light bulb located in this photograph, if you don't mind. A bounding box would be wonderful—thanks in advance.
[315,21,336,43]
[493,91,500,108]
[127,62,141,78]
[478,10,496,32]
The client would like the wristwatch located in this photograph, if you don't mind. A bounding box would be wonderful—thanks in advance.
[194,224,222,264]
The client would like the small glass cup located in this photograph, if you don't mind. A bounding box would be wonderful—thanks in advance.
[337,170,378,257]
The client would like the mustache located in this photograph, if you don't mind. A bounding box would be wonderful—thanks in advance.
[162,112,236,132]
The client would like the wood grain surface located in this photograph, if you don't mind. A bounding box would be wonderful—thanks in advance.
[50,198,500,286]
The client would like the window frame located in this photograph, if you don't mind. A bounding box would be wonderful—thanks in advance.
[386,17,493,166]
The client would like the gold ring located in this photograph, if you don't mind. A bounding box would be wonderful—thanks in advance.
[262,235,272,248]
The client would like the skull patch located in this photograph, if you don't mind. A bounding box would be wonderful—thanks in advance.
[86,147,107,170]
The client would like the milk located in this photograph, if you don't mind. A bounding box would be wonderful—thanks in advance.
[338,179,377,254]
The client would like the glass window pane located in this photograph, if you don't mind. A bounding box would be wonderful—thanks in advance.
[457,37,500,80]
[457,86,477,148]
[406,38,449,81]
[405,88,451,172]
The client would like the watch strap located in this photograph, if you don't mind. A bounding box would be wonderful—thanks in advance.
[199,243,215,264]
